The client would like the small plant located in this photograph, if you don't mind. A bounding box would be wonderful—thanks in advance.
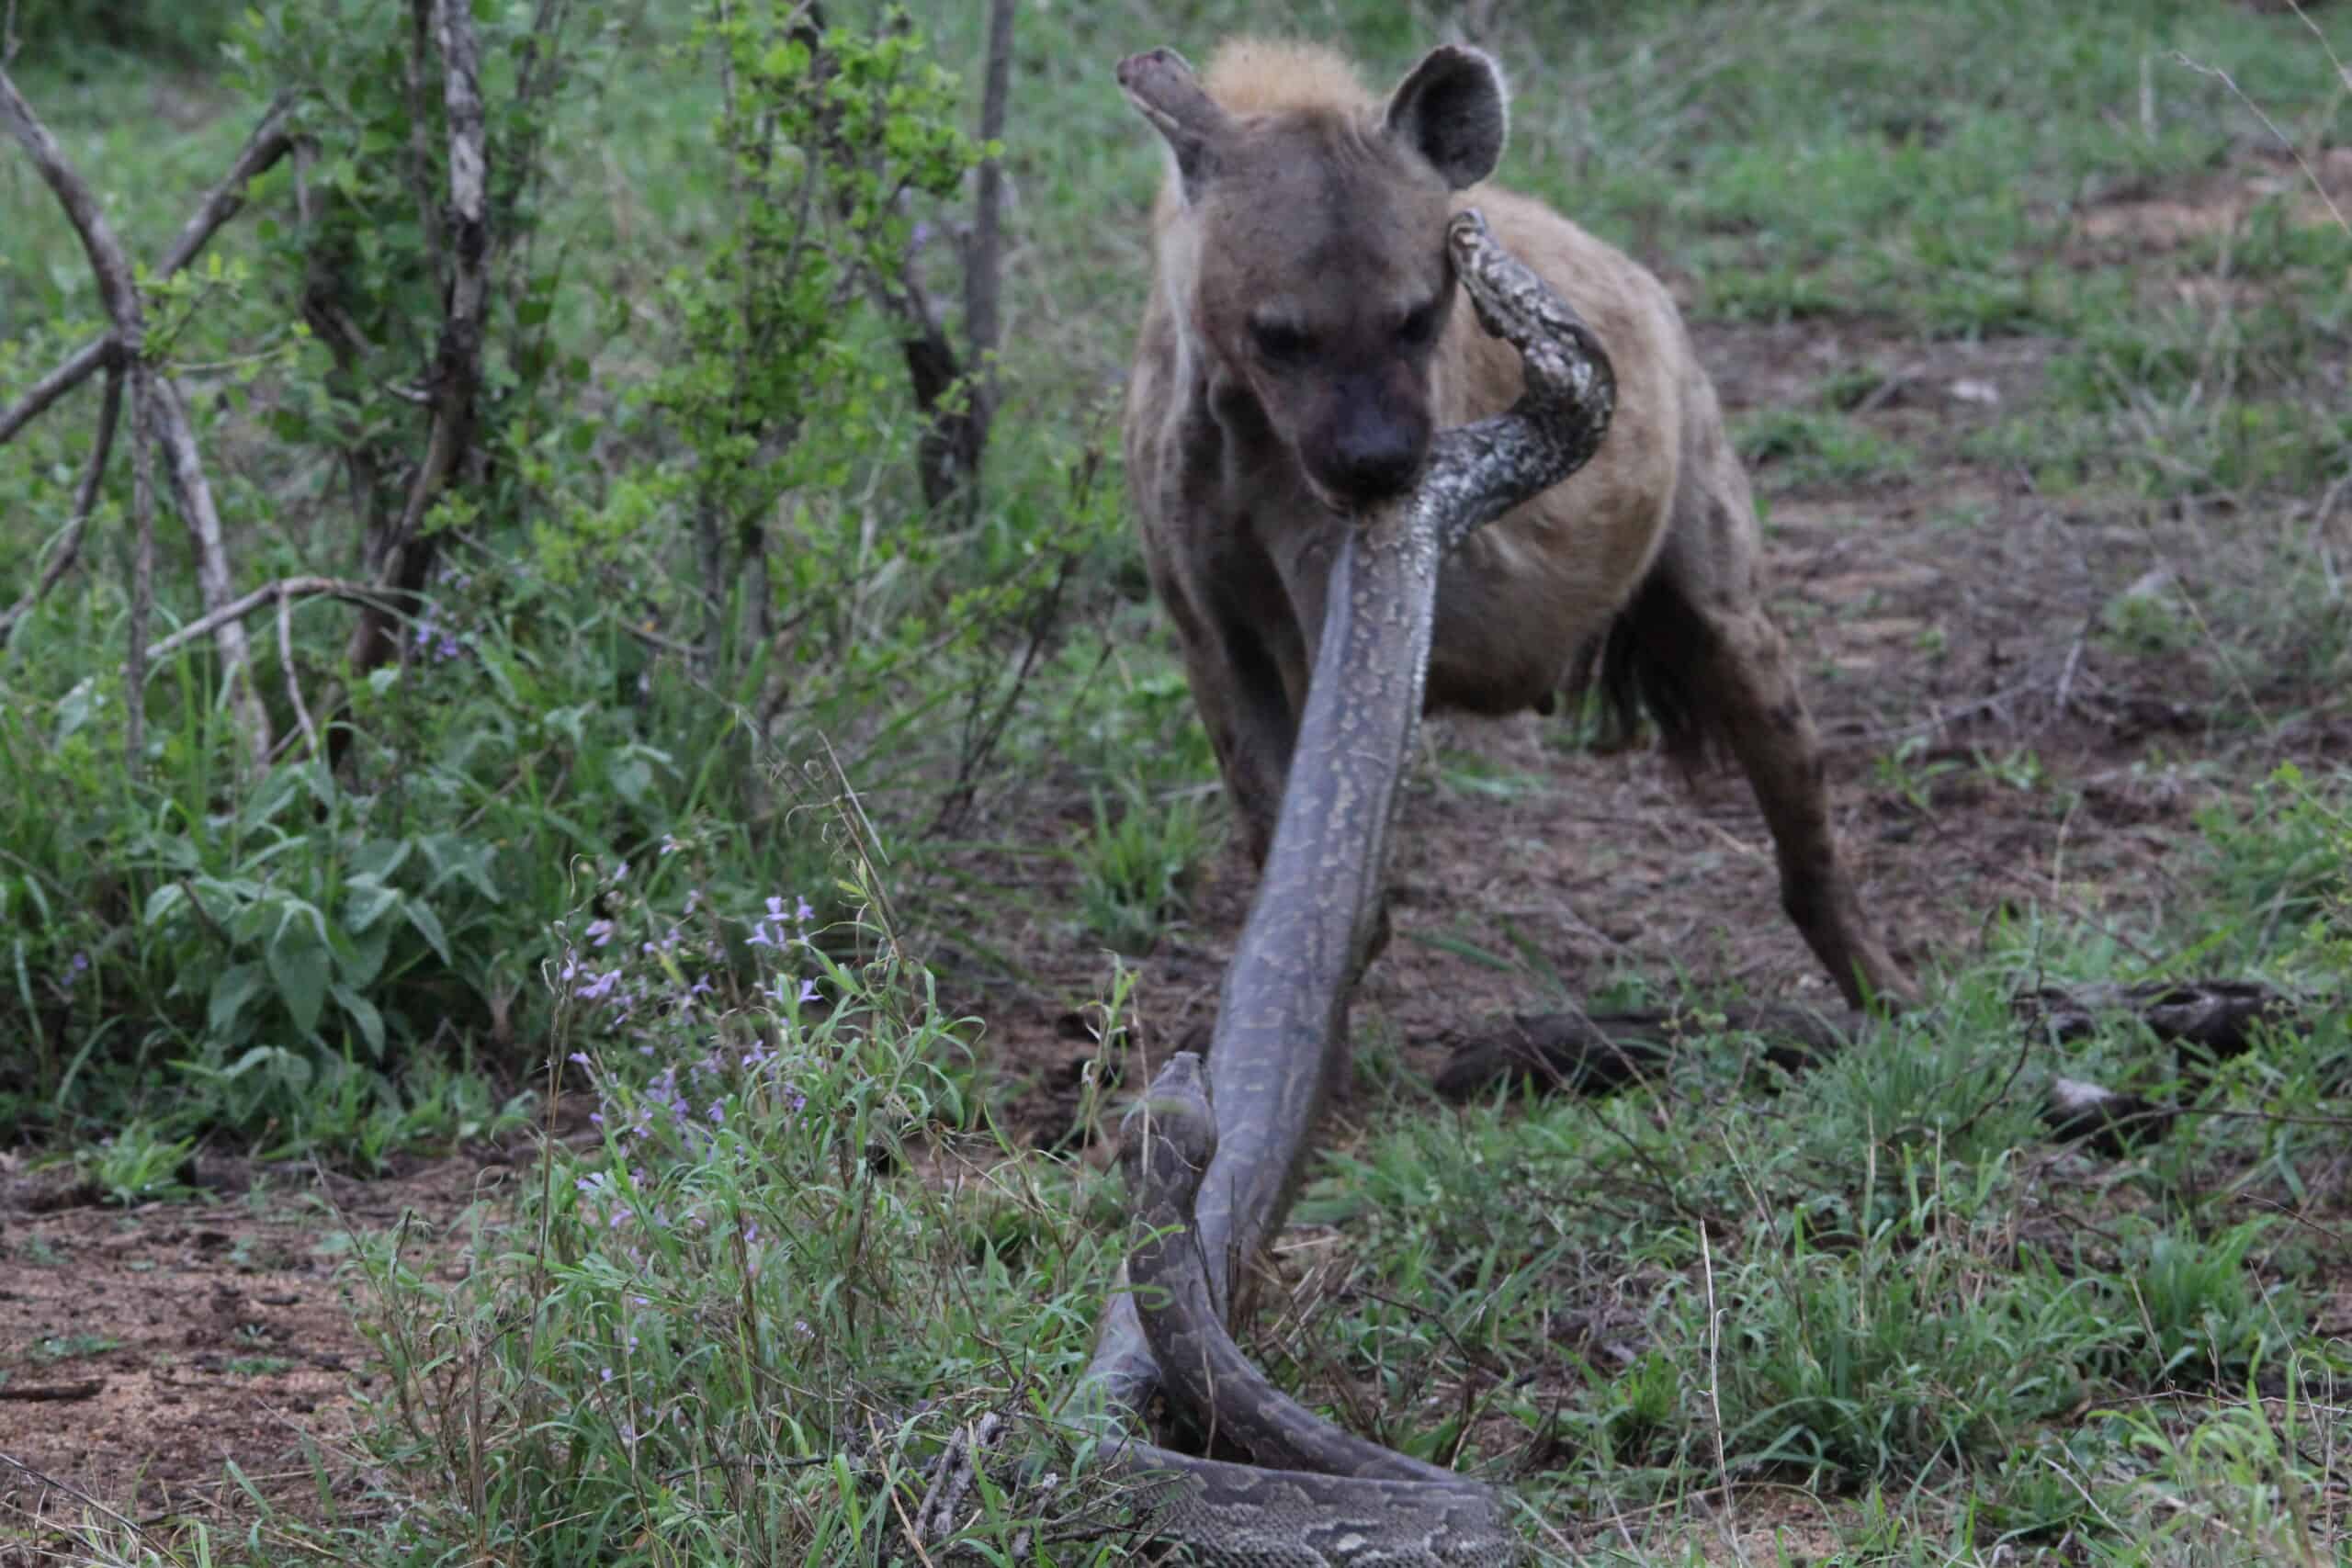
[1872,736,1963,813]
[31,1333,121,1364]
[2099,575,2199,658]
[343,855,1111,1561]
[2124,1221,2299,1385]
[1733,408,1912,488]
[84,1120,195,1206]
[1603,1350,1683,1462]
[1076,780,1211,953]
[2196,762,2352,971]
[1971,746,2044,794]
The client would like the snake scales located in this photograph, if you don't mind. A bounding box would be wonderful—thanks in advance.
[1112,1053,1515,1565]
[1059,208,1618,1567]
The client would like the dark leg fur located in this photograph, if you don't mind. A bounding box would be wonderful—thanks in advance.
[1593,566,1915,1010]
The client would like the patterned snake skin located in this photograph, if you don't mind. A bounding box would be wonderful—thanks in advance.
[1114,1055,1517,1565]
[1067,210,1616,1567]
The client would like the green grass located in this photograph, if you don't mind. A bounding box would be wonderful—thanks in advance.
[6,0,2352,1562]
[1075,779,1215,955]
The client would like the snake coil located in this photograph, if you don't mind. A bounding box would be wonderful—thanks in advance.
[1112,1055,1518,1565]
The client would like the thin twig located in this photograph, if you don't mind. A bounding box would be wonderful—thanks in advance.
[0,1452,153,1541]
[0,333,111,447]
[159,94,299,279]
[2171,50,2350,235]
[1700,1221,1746,1565]
[142,576,386,671]
[278,588,320,759]
[127,369,156,778]
[344,0,491,679]
[405,0,447,283]
[0,1380,102,1402]
[0,362,122,647]
[153,375,272,758]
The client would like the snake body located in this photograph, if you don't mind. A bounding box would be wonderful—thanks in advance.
[1064,208,1615,1565]
[1114,1054,1515,1565]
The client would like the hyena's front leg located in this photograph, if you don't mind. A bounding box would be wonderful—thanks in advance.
[1153,570,1299,873]
[1158,559,1409,987]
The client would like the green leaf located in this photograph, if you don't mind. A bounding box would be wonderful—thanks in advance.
[419,834,501,903]
[403,898,452,966]
[347,831,413,884]
[142,884,187,926]
[330,982,387,1058]
[267,913,331,1036]
[343,875,401,934]
[343,922,391,990]
[208,963,267,1038]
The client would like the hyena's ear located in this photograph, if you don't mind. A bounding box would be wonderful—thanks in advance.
[1117,47,1228,198]
[1385,44,1508,190]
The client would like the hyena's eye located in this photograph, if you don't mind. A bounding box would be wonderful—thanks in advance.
[1249,318,1314,367]
[1396,294,1446,349]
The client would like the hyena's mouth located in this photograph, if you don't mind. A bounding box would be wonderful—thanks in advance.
[1306,470,1428,521]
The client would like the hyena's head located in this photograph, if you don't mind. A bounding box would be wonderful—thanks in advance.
[1120,41,1508,511]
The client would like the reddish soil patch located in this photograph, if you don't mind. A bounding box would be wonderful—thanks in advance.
[0,1155,499,1558]
[2067,146,2352,264]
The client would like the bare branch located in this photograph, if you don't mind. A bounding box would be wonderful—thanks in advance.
[153,376,272,760]
[513,0,574,113]
[0,70,141,331]
[156,93,300,279]
[0,333,112,447]
[961,0,1013,427]
[4,68,273,761]
[143,577,387,669]
[344,0,492,679]
[277,589,321,759]
[0,363,123,647]
[127,371,156,778]
[0,93,296,450]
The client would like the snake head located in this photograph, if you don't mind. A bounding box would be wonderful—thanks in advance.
[1119,1052,1219,1199]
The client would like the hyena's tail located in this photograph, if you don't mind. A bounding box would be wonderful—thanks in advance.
[1571,568,1719,773]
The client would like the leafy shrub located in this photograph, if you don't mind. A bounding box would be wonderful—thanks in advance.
[344,865,1120,1561]
[0,0,1108,1154]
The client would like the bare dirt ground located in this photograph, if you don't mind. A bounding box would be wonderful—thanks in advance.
[0,1155,504,1558]
[5,162,2346,1551]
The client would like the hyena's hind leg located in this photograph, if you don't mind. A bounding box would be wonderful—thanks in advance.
[1623,449,1917,1013]
[1437,448,1914,1101]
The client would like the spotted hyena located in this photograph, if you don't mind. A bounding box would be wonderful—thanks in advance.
[1119,37,1913,1010]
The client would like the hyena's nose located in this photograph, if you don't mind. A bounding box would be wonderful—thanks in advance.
[1324,411,1428,505]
